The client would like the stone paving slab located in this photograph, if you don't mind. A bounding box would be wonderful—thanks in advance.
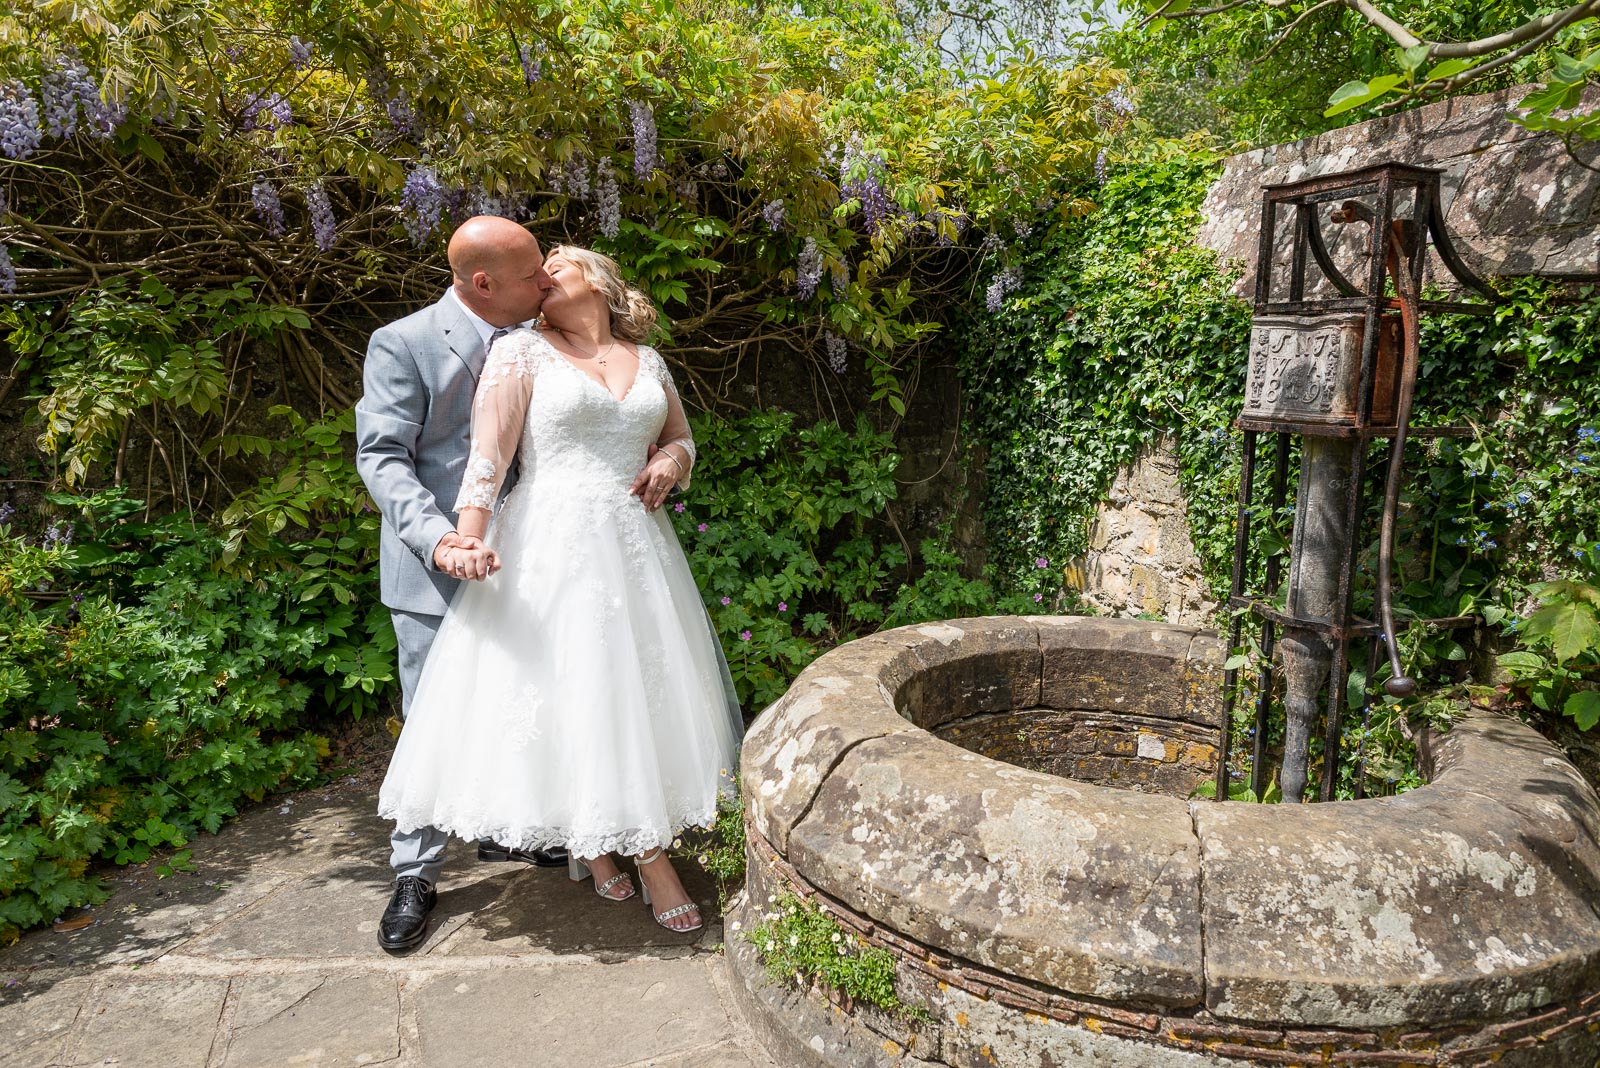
[0,777,780,1068]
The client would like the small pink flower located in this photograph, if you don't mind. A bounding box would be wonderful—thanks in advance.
[674,502,686,513]
[777,602,787,612]
[697,523,708,532]
[1034,592,1044,603]
[721,596,731,606]
[1034,557,1049,569]
[739,630,752,641]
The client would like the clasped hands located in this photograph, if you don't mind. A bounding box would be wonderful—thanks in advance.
[434,531,499,581]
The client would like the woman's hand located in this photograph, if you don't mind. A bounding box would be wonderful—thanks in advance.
[437,536,501,580]
[629,443,681,513]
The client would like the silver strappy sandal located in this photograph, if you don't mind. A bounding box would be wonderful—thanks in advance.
[635,848,703,932]
[568,855,636,901]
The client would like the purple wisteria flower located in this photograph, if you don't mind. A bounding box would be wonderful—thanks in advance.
[42,522,74,549]
[823,330,847,374]
[557,156,591,201]
[796,237,822,300]
[629,100,657,179]
[595,156,621,238]
[1094,148,1108,184]
[42,53,100,138]
[761,198,786,232]
[838,140,902,236]
[401,164,446,245]
[251,178,286,236]
[289,36,314,69]
[1103,88,1135,117]
[979,231,1005,255]
[306,180,336,251]
[0,244,14,295]
[0,502,14,524]
[244,91,291,131]
[839,140,895,235]
[985,265,1023,313]
[0,187,7,215]
[1,80,43,160]
[519,44,542,85]
[674,177,697,204]
[367,62,421,140]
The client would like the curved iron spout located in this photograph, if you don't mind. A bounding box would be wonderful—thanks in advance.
[1377,221,1419,699]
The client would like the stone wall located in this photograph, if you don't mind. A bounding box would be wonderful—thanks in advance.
[1198,84,1600,293]
[1078,437,1217,625]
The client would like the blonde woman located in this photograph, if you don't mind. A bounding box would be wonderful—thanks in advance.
[378,245,742,935]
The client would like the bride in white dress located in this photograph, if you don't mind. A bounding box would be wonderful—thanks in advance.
[378,245,743,932]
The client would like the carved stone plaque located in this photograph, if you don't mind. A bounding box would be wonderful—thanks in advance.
[1243,314,1398,428]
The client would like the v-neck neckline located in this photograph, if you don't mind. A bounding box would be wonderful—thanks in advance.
[542,333,644,405]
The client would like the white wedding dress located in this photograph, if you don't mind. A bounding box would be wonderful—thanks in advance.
[378,328,743,858]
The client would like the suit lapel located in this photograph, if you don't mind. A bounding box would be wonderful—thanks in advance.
[435,292,488,382]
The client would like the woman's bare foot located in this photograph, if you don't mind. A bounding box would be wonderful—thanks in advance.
[580,853,635,901]
[634,849,702,932]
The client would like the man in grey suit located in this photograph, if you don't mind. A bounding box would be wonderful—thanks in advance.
[355,215,560,952]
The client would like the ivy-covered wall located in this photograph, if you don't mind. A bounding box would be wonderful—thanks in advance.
[961,147,1600,796]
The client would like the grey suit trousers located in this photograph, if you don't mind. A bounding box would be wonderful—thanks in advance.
[389,609,449,883]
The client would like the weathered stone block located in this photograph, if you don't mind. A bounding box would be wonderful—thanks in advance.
[1034,616,1199,720]
[1195,716,1600,1028]
[872,617,1041,730]
[741,638,914,854]
[1184,632,1228,729]
[787,730,1205,1006]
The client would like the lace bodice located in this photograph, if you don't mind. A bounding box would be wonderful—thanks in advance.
[454,329,696,512]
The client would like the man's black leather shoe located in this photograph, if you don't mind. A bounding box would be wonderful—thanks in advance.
[477,841,568,868]
[378,875,437,952]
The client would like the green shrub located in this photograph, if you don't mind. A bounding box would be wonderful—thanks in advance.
[0,489,390,941]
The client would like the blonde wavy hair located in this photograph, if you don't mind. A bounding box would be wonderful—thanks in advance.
[546,245,659,344]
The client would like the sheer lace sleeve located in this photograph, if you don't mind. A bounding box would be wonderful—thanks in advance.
[642,346,696,491]
[454,330,539,512]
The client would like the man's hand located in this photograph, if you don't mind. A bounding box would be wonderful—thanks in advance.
[434,531,500,580]
[629,443,681,513]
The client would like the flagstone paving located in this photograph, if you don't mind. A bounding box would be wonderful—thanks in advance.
[0,775,778,1068]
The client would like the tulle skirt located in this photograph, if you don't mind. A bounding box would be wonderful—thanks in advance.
[377,477,744,858]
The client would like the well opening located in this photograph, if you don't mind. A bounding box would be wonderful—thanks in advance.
[733,615,1600,1068]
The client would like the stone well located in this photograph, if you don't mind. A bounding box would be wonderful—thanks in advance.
[728,616,1600,1067]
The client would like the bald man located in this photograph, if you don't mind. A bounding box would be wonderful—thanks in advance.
[355,216,557,952]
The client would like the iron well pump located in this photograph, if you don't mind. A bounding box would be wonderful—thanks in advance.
[1214,162,1496,804]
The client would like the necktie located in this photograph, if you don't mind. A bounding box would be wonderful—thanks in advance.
[487,327,509,354]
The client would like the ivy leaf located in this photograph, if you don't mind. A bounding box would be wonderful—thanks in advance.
[1566,691,1600,731]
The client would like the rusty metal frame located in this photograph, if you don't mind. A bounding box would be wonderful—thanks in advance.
[1216,162,1494,803]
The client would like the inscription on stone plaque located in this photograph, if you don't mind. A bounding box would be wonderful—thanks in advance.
[1243,314,1399,428]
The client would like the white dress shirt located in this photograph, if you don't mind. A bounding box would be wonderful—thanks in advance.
[448,286,529,351]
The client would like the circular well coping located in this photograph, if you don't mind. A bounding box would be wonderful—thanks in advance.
[740,615,1600,1028]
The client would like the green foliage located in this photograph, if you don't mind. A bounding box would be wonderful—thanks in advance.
[667,409,1056,711]
[2,0,1126,429]
[687,789,746,914]
[959,152,1249,598]
[2,276,309,493]
[1109,1,1599,148]
[744,890,928,1022]
[0,493,391,940]
[1498,543,1600,730]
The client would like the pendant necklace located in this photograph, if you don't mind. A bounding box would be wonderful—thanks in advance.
[561,328,611,366]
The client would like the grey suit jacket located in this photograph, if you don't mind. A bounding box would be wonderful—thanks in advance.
[355,293,510,616]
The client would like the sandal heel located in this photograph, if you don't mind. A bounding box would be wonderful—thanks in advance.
[568,857,590,882]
